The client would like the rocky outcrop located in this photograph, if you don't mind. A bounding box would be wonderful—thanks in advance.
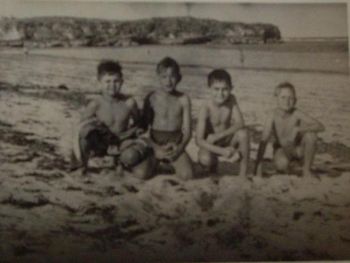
[0,16,281,47]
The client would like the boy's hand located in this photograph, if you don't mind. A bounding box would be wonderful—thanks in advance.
[166,146,184,161]
[135,128,145,136]
[287,126,301,145]
[163,143,183,162]
[207,134,217,144]
[154,143,176,160]
[107,145,120,156]
[254,164,263,177]
[222,147,235,159]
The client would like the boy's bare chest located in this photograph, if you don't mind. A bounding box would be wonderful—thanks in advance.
[97,100,130,123]
[152,95,182,117]
[208,106,232,127]
[274,114,299,136]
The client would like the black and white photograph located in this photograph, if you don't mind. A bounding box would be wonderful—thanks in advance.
[0,1,349,262]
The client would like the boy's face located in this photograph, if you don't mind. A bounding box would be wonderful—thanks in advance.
[276,88,296,112]
[99,73,123,97]
[158,67,178,93]
[210,80,232,105]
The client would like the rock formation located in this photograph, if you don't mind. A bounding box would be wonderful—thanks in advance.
[0,16,281,48]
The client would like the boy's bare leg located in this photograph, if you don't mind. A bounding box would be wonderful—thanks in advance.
[274,148,290,173]
[79,137,90,175]
[301,132,317,177]
[172,152,194,180]
[119,140,156,180]
[198,148,218,173]
[131,155,156,180]
[231,128,250,177]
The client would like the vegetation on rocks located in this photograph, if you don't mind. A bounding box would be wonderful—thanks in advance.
[0,16,281,48]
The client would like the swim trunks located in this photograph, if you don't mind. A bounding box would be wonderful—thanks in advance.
[150,129,183,146]
[272,122,303,160]
[79,120,119,157]
[79,120,152,167]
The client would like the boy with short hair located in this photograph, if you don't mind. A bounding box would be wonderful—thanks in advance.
[142,57,193,180]
[254,82,325,177]
[196,69,250,177]
[72,60,153,177]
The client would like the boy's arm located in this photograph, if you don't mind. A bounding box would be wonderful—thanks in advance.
[72,99,99,162]
[208,102,245,144]
[284,110,324,145]
[167,95,192,160]
[118,98,142,141]
[139,92,154,131]
[253,113,273,175]
[129,98,141,127]
[296,110,325,133]
[195,104,228,156]
[139,93,166,156]
[181,95,192,149]
[80,99,99,123]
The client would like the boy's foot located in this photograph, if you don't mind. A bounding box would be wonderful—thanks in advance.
[115,164,124,178]
[81,167,88,175]
[303,168,320,179]
[69,163,82,172]
[246,173,254,181]
[69,152,83,172]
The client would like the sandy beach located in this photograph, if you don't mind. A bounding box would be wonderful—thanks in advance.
[0,44,350,262]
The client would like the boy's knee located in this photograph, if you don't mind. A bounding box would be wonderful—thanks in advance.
[79,136,91,158]
[274,154,289,172]
[236,128,249,142]
[119,143,152,169]
[198,149,216,167]
[304,132,317,144]
[132,168,149,180]
[119,148,140,168]
[177,167,193,181]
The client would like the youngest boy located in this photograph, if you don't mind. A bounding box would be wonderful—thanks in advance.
[254,82,324,177]
[196,69,250,177]
[141,57,193,180]
[72,60,153,177]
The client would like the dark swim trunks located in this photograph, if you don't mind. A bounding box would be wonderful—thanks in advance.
[150,129,183,146]
[272,122,303,160]
[79,120,119,157]
[79,120,152,168]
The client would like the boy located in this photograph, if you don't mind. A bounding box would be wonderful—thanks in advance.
[141,57,193,180]
[72,60,153,177]
[254,82,324,177]
[196,69,250,177]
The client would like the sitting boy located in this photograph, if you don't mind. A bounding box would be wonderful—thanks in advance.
[196,69,250,177]
[254,82,325,177]
[72,60,153,177]
[141,57,193,180]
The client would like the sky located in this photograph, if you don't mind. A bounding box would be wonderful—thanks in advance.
[0,1,347,38]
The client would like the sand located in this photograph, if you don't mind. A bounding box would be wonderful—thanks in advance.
[0,46,350,262]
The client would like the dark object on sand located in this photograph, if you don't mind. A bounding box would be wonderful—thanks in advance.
[57,84,69,91]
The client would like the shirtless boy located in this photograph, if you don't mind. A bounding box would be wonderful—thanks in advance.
[72,60,152,177]
[142,57,193,180]
[254,82,325,177]
[196,69,250,177]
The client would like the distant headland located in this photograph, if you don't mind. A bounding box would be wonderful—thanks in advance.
[0,16,281,48]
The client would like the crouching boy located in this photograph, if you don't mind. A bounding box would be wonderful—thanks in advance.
[196,69,250,177]
[141,57,194,180]
[72,60,153,178]
[254,82,324,177]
